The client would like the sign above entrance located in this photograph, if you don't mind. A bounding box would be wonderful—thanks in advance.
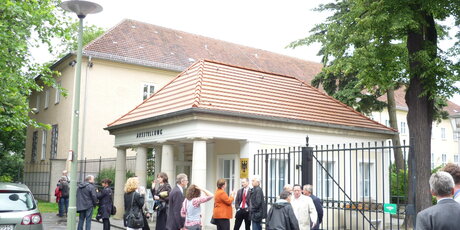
[136,129,163,138]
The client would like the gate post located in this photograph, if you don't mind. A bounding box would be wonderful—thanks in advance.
[301,146,313,186]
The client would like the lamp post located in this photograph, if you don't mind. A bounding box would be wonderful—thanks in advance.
[60,1,102,229]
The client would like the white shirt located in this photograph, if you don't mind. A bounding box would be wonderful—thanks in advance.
[291,195,318,230]
[239,187,249,209]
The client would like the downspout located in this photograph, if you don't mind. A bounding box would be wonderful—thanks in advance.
[78,56,91,181]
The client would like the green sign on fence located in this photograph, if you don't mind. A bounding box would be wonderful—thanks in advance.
[383,203,397,214]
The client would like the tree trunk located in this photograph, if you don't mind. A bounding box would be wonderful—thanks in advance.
[387,87,405,171]
[405,9,437,227]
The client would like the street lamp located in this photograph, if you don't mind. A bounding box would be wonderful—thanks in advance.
[60,1,102,229]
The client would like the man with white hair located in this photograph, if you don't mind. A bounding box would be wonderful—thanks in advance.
[250,175,265,230]
[283,184,293,193]
[416,171,460,230]
[291,184,317,230]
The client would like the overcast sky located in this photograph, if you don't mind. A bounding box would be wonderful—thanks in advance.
[34,0,460,104]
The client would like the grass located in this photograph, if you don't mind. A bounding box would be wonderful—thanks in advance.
[37,200,99,218]
[37,200,59,213]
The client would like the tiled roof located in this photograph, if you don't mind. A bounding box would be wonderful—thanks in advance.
[378,88,460,116]
[84,19,458,117]
[84,19,322,83]
[108,60,395,134]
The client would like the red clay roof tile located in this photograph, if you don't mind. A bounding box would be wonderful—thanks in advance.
[108,60,395,134]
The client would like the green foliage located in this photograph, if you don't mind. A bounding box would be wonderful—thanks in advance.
[390,164,408,205]
[95,167,136,187]
[37,200,59,213]
[60,21,105,54]
[0,151,24,182]
[0,0,70,162]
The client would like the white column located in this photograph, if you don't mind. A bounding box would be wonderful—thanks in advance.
[114,147,126,219]
[154,146,162,177]
[192,140,207,187]
[204,142,215,229]
[161,144,175,181]
[177,144,185,174]
[135,146,148,188]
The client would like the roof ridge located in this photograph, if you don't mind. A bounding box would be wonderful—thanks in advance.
[192,60,205,107]
[119,19,321,65]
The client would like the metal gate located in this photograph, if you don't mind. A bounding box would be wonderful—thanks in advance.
[253,138,413,230]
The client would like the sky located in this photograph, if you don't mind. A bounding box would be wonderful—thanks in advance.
[34,0,460,104]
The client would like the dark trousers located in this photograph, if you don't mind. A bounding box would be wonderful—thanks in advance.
[77,207,93,230]
[233,209,250,230]
[155,208,167,230]
[102,218,110,230]
[252,221,262,230]
[58,197,69,217]
[215,218,230,230]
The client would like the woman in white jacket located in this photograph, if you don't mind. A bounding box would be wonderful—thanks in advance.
[291,185,318,230]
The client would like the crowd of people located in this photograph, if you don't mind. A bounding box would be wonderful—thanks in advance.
[55,169,324,230]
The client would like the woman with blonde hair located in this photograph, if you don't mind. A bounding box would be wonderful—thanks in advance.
[212,179,236,230]
[124,177,145,230]
[180,184,214,229]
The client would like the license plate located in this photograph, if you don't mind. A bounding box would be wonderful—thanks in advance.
[0,225,13,230]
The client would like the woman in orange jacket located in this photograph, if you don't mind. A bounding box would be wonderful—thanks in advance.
[212,178,236,230]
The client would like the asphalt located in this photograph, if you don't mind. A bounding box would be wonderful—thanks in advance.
[41,212,156,230]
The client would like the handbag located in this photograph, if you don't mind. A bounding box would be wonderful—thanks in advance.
[125,192,144,228]
[210,217,217,225]
[111,205,117,215]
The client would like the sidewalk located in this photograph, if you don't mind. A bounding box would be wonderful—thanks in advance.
[41,212,156,229]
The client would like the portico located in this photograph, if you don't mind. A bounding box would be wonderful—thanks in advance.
[105,60,395,227]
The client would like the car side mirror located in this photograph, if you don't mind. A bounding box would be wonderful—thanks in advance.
[9,194,19,201]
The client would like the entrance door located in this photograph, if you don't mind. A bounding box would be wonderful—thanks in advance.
[218,155,236,195]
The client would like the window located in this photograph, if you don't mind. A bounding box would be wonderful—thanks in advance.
[316,161,335,199]
[359,162,375,198]
[31,131,38,162]
[441,128,446,139]
[400,122,406,134]
[219,158,235,196]
[44,89,50,109]
[431,153,435,169]
[384,120,390,127]
[454,132,458,142]
[55,82,61,104]
[455,155,459,165]
[442,154,447,166]
[142,83,155,100]
[269,159,287,199]
[35,95,40,113]
[41,130,47,160]
[50,124,58,159]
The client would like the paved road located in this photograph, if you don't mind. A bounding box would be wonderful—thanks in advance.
[41,213,105,230]
[41,212,155,230]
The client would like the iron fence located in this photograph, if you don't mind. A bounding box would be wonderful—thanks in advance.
[22,156,153,201]
[254,140,413,230]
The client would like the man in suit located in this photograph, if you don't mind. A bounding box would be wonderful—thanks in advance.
[442,163,460,203]
[234,178,251,230]
[416,171,460,230]
[303,184,323,230]
[166,173,188,230]
[250,175,265,230]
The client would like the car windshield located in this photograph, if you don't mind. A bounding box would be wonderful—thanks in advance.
[0,190,36,211]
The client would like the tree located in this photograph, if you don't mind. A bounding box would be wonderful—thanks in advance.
[60,21,105,54]
[290,0,460,224]
[0,0,69,159]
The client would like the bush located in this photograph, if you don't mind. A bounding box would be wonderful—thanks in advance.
[95,168,136,187]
